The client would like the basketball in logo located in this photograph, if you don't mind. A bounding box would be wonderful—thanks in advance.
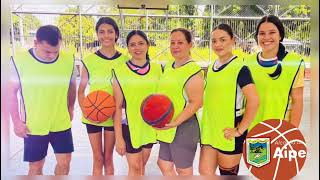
[243,119,307,180]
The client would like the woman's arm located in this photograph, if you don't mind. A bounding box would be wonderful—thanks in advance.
[289,87,303,127]
[77,63,89,105]
[164,72,204,128]
[112,77,126,156]
[224,84,259,139]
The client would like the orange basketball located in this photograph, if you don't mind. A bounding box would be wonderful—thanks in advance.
[80,90,115,123]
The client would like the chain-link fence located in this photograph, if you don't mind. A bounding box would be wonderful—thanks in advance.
[11,5,311,64]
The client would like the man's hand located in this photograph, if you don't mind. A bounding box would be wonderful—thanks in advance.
[13,121,30,138]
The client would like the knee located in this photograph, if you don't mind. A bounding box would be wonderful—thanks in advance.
[104,155,113,166]
[199,162,215,175]
[157,159,164,169]
[58,163,70,170]
[142,157,149,167]
[157,159,173,171]
[142,161,148,168]
[199,167,214,175]
[57,157,71,169]
[104,151,113,164]
[30,161,43,168]
[129,161,143,173]
[93,154,104,165]
[176,167,193,176]
[29,162,44,174]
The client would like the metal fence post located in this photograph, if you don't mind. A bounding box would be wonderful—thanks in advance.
[79,5,83,61]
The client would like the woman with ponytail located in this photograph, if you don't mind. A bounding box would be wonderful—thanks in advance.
[246,15,305,129]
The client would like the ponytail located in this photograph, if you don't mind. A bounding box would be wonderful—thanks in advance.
[146,51,150,61]
[268,43,286,80]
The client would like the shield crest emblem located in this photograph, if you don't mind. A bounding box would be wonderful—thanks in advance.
[246,138,270,168]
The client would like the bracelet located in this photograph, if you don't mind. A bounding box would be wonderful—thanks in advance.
[236,127,243,136]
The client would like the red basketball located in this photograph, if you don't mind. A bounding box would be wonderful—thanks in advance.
[141,94,174,128]
[243,119,307,180]
[80,90,115,123]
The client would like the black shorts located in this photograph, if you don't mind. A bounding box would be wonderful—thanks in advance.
[24,128,74,162]
[217,132,247,155]
[122,124,153,154]
[84,123,114,134]
[201,116,248,155]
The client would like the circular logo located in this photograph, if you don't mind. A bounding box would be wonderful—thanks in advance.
[243,119,307,179]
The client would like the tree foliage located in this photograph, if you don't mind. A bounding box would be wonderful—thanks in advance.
[12,14,41,37]
[51,5,311,56]
[56,7,95,44]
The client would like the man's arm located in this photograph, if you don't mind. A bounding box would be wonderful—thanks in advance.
[8,58,29,137]
[67,64,77,121]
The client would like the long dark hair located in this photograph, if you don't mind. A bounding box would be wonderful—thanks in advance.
[255,15,286,80]
[126,30,150,60]
[95,17,119,42]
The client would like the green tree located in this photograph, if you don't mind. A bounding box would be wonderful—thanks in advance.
[56,7,95,45]
[12,14,41,37]
[179,5,196,28]
[280,5,310,18]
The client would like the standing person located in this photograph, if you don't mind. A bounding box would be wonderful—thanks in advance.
[156,28,204,176]
[199,23,259,176]
[113,30,162,175]
[246,15,305,129]
[78,17,128,175]
[8,25,76,175]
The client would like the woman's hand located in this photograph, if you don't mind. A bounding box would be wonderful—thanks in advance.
[223,127,242,140]
[153,120,181,130]
[115,137,126,156]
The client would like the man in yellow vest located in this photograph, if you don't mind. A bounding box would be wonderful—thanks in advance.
[8,25,76,175]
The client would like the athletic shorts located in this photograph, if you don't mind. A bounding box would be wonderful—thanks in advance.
[159,115,200,169]
[122,124,154,154]
[24,128,74,162]
[201,116,248,155]
[84,123,114,134]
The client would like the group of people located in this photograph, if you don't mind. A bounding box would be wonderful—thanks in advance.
[8,14,304,176]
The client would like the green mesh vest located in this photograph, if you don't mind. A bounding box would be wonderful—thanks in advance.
[245,52,303,130]
[114,61,162,148]
[156,61,202,143]
[81,52,128,127]
[13,50,74,135]
[201,57,243,151]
